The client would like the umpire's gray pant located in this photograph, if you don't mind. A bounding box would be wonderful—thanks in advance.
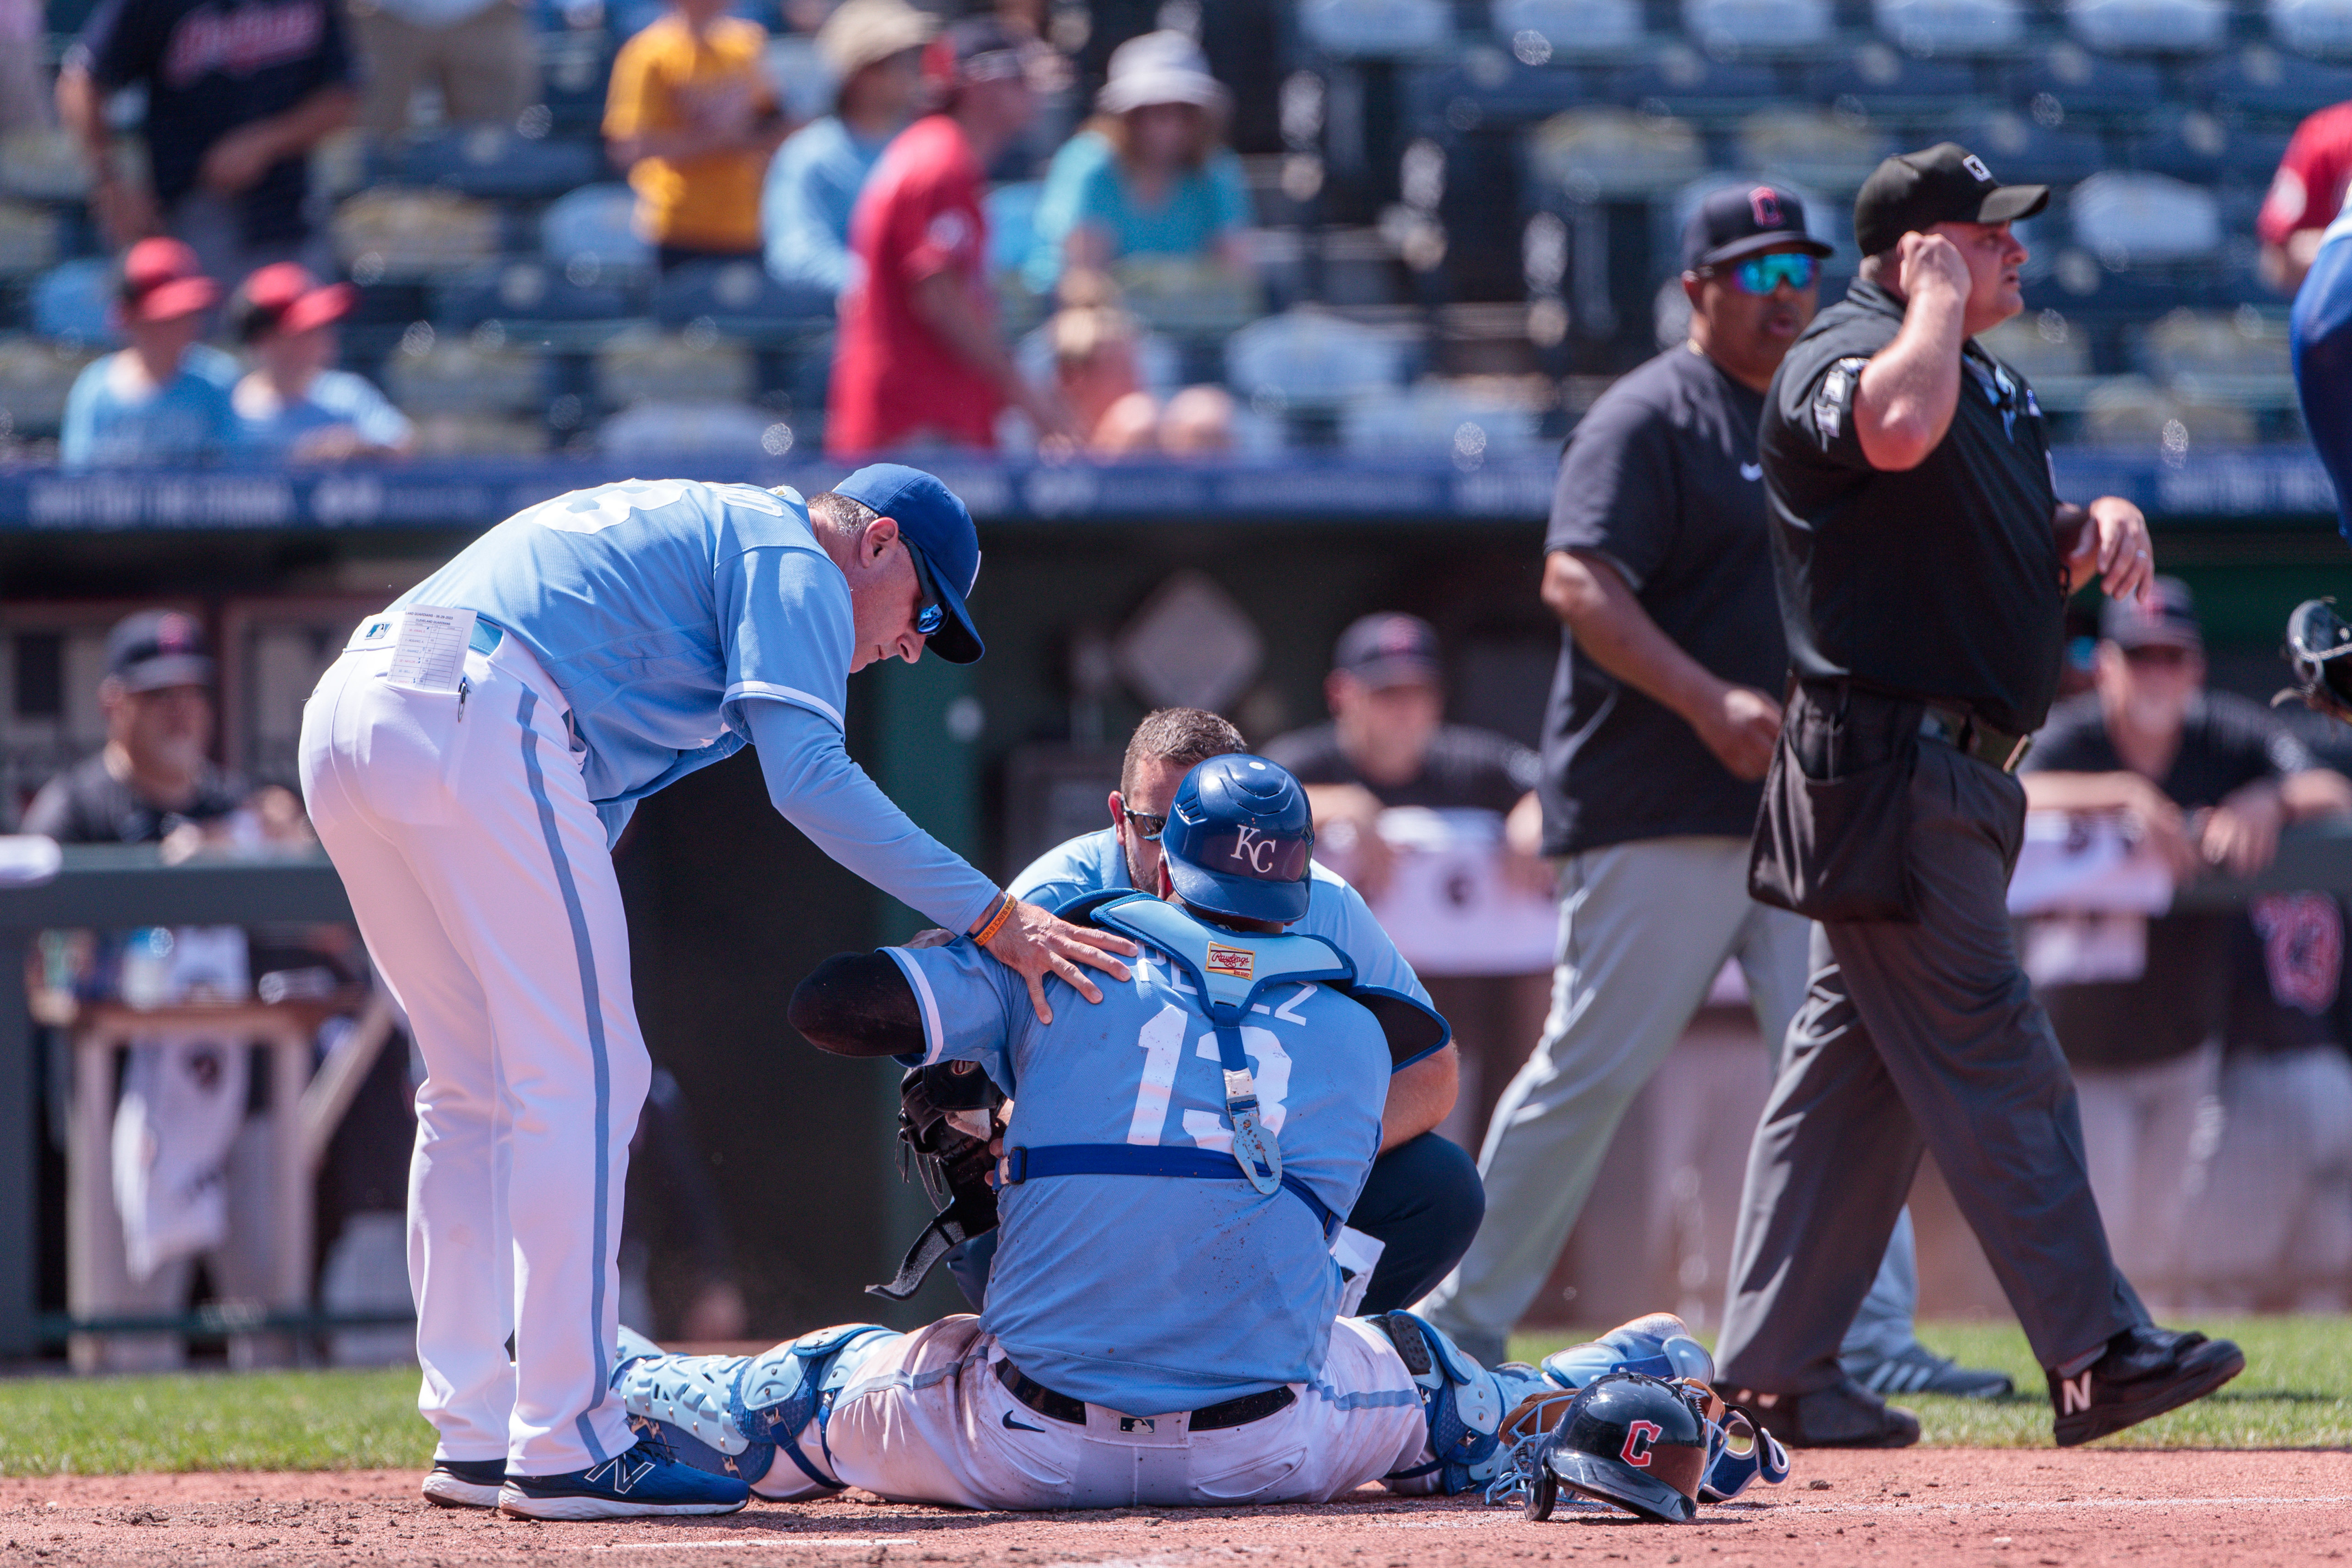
[1717,741,2146,1393]
[1415,835,1921,1367]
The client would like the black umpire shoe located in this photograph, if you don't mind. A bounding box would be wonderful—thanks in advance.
[2048,1325,2245,1447]
[1725,1376,1921,1448]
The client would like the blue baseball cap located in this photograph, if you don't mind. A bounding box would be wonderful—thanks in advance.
[1160,754,1315,924]
[832,463,985,664]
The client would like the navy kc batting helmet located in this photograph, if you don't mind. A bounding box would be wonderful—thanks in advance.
[1159,754,1315,923]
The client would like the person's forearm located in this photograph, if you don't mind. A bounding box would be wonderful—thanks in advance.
[58,68,110,170]
[1380,1044,1457,1153]
[1544,551,1733,730]
[908,270,1025,395]
[1855,290,1965,470]
[2282,767,2352,821]
[246,85,357,162]
[746,701,998,932]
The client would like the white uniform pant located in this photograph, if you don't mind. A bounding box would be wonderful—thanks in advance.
[825,1316,1428,1510]
[299,628,646,1473]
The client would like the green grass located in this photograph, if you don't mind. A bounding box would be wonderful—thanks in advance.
[1511,1314,2352,1448]
[0,1368,433,1475]
[0,1317,2341,1475]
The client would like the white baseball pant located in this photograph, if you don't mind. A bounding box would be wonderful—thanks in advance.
[299,621,647,1474]
[822,1315,1429,1509]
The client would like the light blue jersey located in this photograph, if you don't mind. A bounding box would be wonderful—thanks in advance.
[60,344,239,469]
[234,368,414,456]
[889,914,1402,1415]
[1010,827,1432,1010]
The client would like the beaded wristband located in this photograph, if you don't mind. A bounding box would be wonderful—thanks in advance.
[970,893,1014,947]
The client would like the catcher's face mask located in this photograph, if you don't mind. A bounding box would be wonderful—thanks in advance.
[2288,599,2352,713]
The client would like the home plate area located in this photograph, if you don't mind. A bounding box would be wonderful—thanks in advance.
[6,1451,2349,1567]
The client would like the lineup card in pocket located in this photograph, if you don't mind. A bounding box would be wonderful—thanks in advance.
[388,607,477,693]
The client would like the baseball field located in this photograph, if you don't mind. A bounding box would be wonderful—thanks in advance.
[0,1316,2343,1566]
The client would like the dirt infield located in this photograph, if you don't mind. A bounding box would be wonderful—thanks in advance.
[2,1450,2346,1568]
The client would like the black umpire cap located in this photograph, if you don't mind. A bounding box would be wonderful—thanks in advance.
[1854,143,2049,256]
[1682,183,1834,273]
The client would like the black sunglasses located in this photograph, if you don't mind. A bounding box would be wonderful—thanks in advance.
[1121,806,1168,841]
[905,545,946,638]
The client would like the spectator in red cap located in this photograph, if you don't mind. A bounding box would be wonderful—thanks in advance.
[229,263,413,462]
[826,15,1076,456]
[60,238,238,470]
[57,0,355,287]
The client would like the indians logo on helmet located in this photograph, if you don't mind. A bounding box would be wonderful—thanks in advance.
[1619,1420,1663,1468]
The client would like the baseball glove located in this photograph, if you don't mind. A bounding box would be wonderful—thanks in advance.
[2279,599,2352,724]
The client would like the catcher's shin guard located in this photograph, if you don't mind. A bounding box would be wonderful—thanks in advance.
[611,1323,898,1500]
[1369,1310,1548,1495]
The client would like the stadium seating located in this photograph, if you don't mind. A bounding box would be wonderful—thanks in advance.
[1873,0,2027,57]
[541,184,654,279]
[1297,0,1453,57]
[29,260,113,346]
[1493,0,1646,59]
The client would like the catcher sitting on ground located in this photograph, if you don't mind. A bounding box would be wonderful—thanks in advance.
[603,755,1785,1511]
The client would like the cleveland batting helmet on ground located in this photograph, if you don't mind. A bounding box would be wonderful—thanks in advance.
[1159,753,1316,923]
[1526,1373,1711,1523]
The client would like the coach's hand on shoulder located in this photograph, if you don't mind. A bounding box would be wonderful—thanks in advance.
[979,899,1136,1023]
[1695,682,1783,782]
[2065,496,2155,602]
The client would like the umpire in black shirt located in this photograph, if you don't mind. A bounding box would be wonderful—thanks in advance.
[1722,144,2245,1449]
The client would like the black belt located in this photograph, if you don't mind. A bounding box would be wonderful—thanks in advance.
[994,1358,1296,1431]
[1919,703,2032,773]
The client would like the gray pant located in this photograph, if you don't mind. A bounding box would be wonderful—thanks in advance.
[1716,740,2146,1393]
[1416,835,1918,1367]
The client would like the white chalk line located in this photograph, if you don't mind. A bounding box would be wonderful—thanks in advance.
[591,1537,916,1551]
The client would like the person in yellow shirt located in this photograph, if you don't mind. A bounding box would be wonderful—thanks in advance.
[603,0,789,271]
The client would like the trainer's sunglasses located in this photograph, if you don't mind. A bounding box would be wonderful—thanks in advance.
[905,545,946,639]
[1702,253,1818,294]
[1121,805,1168,841]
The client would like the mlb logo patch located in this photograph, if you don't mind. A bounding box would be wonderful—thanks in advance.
[365,621,392,640]
[1205,944,1254,982]
[1962,154,1993,182]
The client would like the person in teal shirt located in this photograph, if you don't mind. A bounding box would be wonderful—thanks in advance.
[761,0,930,298]
[1023,31,1252,296]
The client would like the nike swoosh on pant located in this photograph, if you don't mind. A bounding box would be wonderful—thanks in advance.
[1002,1410,1045,1433]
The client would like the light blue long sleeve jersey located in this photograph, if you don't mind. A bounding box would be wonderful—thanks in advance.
[888,912,1407,1413]
[395,478,997,931]
[1009,826,1433,1010]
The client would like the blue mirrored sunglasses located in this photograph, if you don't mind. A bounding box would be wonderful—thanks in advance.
[1717,252,1818,294]
[906,545,946,638]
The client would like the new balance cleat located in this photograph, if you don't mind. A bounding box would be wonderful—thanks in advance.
[2048,1325,2243,1447]
[496,1436,749,1520]
[420,1457,504,1510]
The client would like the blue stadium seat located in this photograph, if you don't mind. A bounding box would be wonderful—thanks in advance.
[1297,0,1454,57]
[1938,107,2109,184]
[2270,0,2352,61]
[2190,44,2352,121]
[1873,0,2027,56]
[1738,108,1896,194]
[2065,0,2229,55]
[1683,0,1836,53]
[1803,45,1993,114]
[1528,107,1708,198]
[435,261,642,328]
[600,398,777,456]
[0,129,92,203]
[1603,47,1787,115]
[2070,170,2225,263]
[0,202,62,282]
[1495,0,1647,58]
[2004,42,2172,119]
[541,184,653,276]
[651,259,833,342]
[1226,308,1411,408]
[2130,112,2293,183]
[372,127,607,200]
[30,259,115,345]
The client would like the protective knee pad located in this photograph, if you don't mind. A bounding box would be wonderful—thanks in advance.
[1368,1310,1549,1496]
[613,1323,898,1500]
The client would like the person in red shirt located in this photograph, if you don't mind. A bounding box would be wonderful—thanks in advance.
[826,16,1074,456]
[2260,102,2352,295]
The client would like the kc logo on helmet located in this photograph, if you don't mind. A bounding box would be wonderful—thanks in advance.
[1229,826,1278,873]
[1620,1419,1663,1468]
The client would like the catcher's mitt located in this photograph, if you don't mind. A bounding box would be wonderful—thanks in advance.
[2280,598,2352,724]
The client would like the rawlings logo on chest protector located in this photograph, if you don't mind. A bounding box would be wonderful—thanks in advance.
[1205,943,1254,981]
